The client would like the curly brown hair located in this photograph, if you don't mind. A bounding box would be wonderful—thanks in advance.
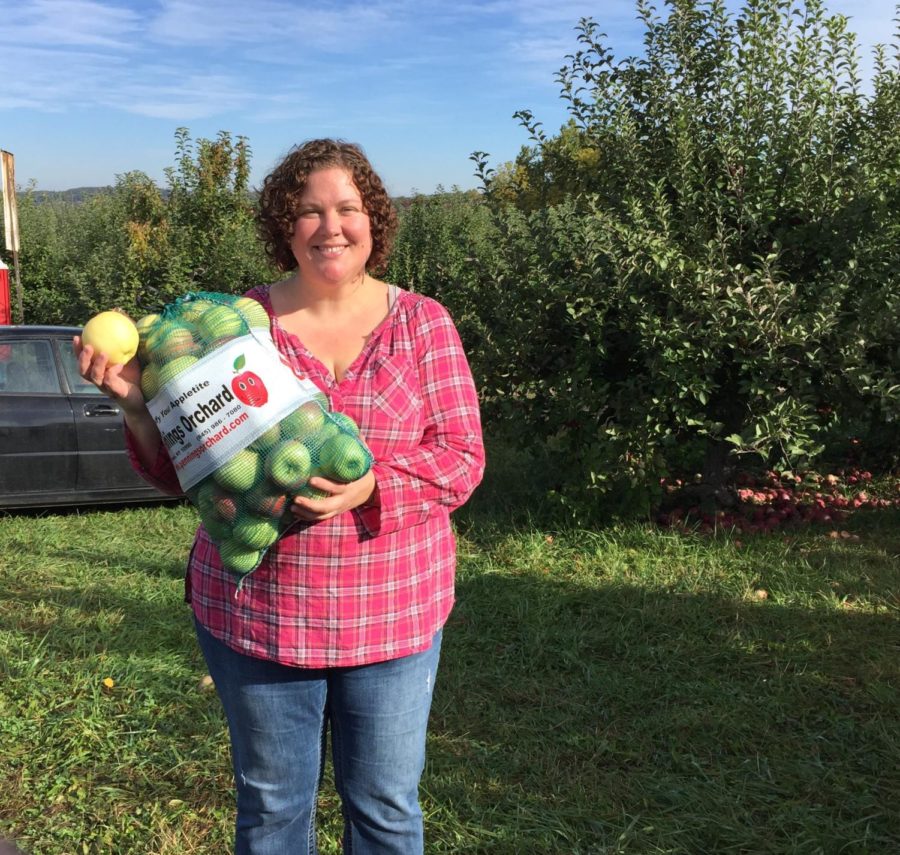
[256,139,398,274]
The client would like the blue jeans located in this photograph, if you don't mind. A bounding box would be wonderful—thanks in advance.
[195,620,442,855]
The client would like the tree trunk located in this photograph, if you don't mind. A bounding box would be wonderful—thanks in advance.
[702,436,732,494]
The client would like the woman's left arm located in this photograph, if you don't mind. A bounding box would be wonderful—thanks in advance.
[355,301,485,536]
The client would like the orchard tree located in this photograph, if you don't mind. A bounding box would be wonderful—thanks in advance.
[160,128,274,307]
[465,0,900,518]
[9,188,76,323]
[10,185,139,323]
[387,188,505,375]
[67,172,170,319]
[9,129,276,325]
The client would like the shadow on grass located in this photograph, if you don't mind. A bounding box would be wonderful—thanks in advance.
[451,437,565,529]
[44,541,190,580]
[427,568,899,853]
[0,540,195,663]
[2,442,897,853]
[3,558,896,853]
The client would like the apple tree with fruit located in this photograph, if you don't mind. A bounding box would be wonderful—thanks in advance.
[406,0,899,521]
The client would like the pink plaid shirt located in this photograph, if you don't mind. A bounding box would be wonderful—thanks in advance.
[129,285,485,668]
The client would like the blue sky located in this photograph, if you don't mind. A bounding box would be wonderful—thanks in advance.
[1,0,897,196]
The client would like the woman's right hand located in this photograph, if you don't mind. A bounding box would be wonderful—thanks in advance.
[74,338,166,471]
[73,336,147,417]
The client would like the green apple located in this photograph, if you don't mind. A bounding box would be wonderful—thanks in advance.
[158,355,200,387]
[151,324,201,364]
[196,478,225,518]
[318,433,371,482]
[330,411,361,436]
[304,420,340,461]
[296,483,330,500]
[214,449,262,492]
[135,313,161,337]
[178,298,216,326]
[139,323,168,366]
[201,513,232,542]
[197,305,247,346]
[195,478,217,513]
[280,401,326,441]
[244,485,289,518]
[234,297,271,330]
[232,515,280,550]
[195,480,233,540]
[265,440,312,490]
[140,363,161,400]
[135,313,161,363]
[218,539,262,575]
[250,423,283,453]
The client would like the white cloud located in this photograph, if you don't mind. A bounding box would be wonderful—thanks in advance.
[0,44,128,110]
[102,70,256,119]
[419,0,623,26]
[148,0,402,51]
[0,0,140,49]
[0,41,253,120]
[243,90,319,123]
[1,0,894,127]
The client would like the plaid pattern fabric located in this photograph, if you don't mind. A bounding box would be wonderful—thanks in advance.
[128,286,485,667]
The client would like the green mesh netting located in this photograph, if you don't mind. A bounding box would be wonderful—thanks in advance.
[136,291,373,578]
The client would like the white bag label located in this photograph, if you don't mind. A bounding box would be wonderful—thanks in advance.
[146,332,319,491]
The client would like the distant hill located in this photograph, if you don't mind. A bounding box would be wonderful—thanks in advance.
[31,186,115,204]
[28,187,460,207]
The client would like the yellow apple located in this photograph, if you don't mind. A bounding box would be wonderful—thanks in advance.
[81,311,140,365]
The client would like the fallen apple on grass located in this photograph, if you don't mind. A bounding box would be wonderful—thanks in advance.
[656,466,900,538]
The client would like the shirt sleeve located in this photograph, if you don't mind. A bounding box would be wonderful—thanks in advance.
[357,300,485,536]
[124,427,183,496]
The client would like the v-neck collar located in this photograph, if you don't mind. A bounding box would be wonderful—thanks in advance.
[256,283,402,387]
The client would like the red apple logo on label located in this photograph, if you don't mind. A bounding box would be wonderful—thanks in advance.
[232,354,268,407]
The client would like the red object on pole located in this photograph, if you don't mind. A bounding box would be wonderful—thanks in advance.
[0,260,10,325]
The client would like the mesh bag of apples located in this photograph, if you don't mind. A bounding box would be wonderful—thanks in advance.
[134,291,373,579]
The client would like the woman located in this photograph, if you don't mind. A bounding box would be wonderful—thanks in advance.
[75,139,485,854]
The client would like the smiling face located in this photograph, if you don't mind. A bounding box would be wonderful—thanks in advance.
[290,167,373,290]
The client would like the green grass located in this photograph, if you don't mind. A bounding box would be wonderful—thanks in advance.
[1,460,898,854]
